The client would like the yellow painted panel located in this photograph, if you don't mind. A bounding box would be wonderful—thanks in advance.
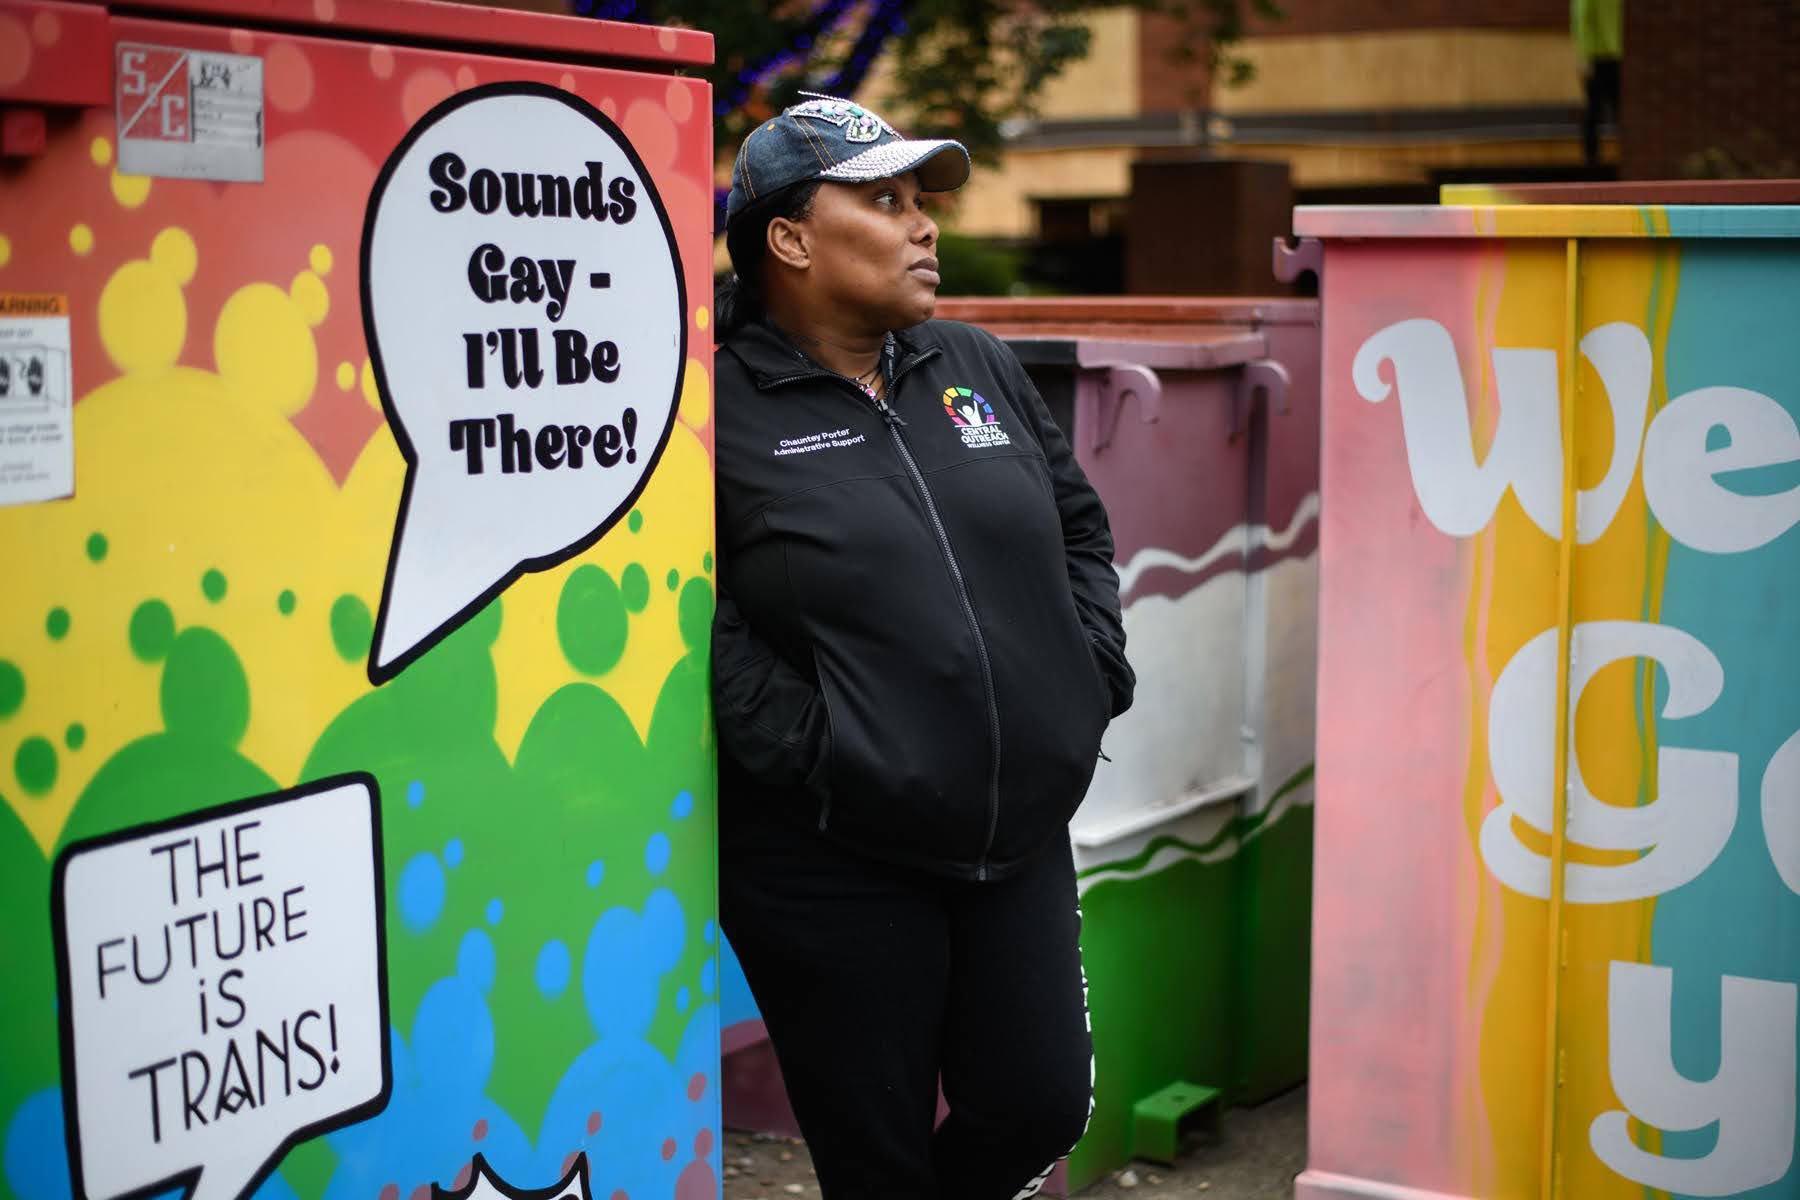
[1555,237,1679,1200]
[1470,240,1568,1200]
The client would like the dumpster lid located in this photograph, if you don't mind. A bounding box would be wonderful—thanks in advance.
[999,332,1269,372]
[935,297,1313,368]
[1294,204,1800,240]
[937,297,1316,333]
[76,0,713,69]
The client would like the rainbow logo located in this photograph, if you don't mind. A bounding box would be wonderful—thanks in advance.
[941,386,995,427]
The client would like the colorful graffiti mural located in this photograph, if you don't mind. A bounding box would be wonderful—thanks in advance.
[0,6,719,1200]
[1299,205,1800,1200]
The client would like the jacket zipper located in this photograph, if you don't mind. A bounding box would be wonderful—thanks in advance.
[761,351,1006,879]
[869,364,1005,881]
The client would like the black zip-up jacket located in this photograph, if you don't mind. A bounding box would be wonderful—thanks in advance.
[712,317,1134,881]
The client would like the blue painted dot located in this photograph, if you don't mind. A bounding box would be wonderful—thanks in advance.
[397,853,446,932]
[536,940,572,997]
[457,929,496,992]
[671,789,695,819]
[704,919,717,944]
[676,986,691,1011]
[645,832,671,876]
[444,838,464,868]
[407,780,424,808]
[585,860,605,888]
[486,898,504,925]
[4,1092,67,1200]
[701,959,716,994]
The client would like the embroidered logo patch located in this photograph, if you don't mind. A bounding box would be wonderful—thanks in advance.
[789,97,892,144]
[942,386,1011,448]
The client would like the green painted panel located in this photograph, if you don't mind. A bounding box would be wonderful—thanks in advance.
[1234,807,1314,1103]
[1067,790,1314,1189]
[1069,852,1240,1189]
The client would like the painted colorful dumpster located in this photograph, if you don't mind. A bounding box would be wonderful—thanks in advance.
[717,297,1322,1191]
[0,5,721,1200]
[1296,202,1800,1200]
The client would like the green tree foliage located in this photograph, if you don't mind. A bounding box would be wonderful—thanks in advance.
[624,0,1282,163]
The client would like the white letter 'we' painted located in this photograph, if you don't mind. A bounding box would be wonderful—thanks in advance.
[1351,319,1649,542]
[1591,961,1796,1196]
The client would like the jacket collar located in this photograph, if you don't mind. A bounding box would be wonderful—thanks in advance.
[723,318,938,390]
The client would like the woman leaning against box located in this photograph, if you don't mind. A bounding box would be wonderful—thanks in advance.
[710,95,1134,1200]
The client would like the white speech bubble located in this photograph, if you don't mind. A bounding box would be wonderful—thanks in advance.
[52,775,390,1200]
[433,1153,592,1200]
[361,82,687,684]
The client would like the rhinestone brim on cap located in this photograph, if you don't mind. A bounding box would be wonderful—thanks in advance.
[818,139,971,191]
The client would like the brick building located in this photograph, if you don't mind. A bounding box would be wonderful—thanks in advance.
[1621,0,1800,179]
[675,0,1797,291]
[484,0,1800,288]
[867,0,1611,291]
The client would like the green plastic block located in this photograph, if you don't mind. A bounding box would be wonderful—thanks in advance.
[1129,1080,1223,1164]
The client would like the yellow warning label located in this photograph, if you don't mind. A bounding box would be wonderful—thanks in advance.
[0,294,71,318]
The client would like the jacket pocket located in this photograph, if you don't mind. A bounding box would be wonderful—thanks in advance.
[711,584,834,797]
[1084,634,1113,721]
[808,634,992,864]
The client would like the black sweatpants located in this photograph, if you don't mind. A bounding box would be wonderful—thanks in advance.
[720,812,1094,1200]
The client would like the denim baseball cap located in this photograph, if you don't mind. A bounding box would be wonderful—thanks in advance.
[725,93,971,226]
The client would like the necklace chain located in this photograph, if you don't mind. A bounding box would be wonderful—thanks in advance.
[849,357,886,400]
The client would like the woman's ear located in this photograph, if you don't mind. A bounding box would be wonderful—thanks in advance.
[767,216,810,272]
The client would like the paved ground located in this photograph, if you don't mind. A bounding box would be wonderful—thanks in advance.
[722,1086,1308,1199]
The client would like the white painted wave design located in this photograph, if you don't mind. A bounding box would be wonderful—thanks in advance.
[1074,776,1316,896]
[1114,491,1321,597]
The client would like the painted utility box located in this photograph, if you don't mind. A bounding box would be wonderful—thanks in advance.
[1297,202,1800,1200]
[985,300,1320,1190]
[0,4,722,1200]
[717,297,1322,1190]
